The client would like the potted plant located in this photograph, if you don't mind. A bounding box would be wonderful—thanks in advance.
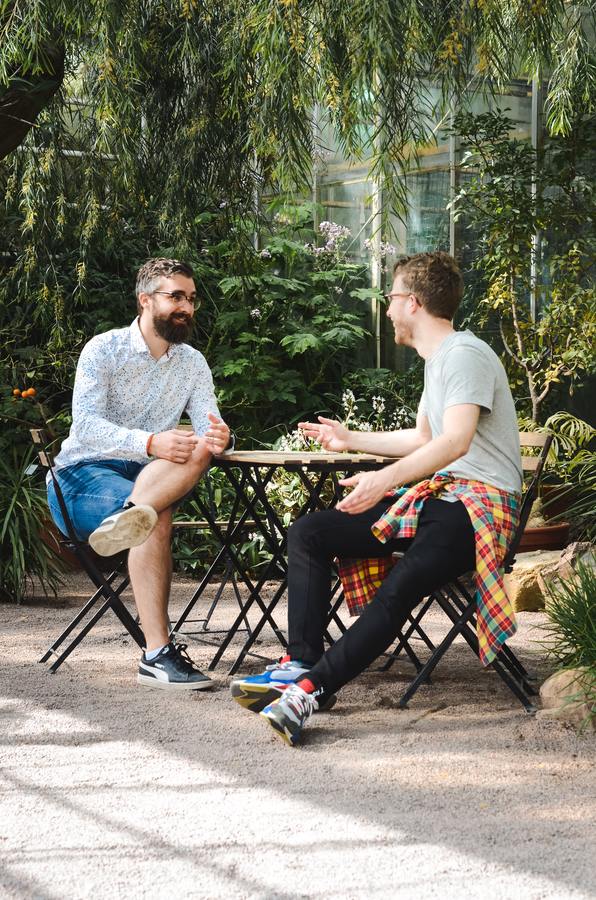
[517,412,594,551]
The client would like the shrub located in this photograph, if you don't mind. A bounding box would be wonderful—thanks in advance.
[543,562,596,728]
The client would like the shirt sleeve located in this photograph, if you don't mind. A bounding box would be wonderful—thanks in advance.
[72,338,152,457]
[184,353,221,436]
[418,388,427,417]
[442,345,496,413]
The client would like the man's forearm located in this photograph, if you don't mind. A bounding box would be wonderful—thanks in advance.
[346,428,428,457]
[380,431,469,488]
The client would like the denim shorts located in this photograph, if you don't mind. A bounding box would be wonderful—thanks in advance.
[47,459,147,541]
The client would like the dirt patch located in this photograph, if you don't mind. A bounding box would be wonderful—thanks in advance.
[1,573,594,899]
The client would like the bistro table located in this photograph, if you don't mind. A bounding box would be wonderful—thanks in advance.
[170,449,396,675]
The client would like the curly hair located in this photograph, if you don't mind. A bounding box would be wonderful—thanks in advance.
[393,251,463,320]
[135,258,194,314]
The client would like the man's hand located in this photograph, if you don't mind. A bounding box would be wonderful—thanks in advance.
[151,429,199,463]
[336,466,397,515]
[205,412,231,456]
[298,416,351,452]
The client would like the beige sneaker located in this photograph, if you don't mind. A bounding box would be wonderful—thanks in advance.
[88,504,158,556]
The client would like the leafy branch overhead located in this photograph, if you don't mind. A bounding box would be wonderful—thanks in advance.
[1,1,595,208]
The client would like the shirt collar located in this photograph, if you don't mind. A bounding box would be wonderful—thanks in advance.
[130,317,150,354]
[129,316,185,360]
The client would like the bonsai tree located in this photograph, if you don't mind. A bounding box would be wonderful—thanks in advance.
[452,108,595,422]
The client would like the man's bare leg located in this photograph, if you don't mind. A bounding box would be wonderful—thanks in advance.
[128,442,211,649]
[128,508,173,649]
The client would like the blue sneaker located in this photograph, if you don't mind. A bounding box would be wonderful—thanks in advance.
[230,656,336,713]
[260,682,318,746]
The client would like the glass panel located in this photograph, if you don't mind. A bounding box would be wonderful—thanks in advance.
[404,169,450,255]
[318,178,374,262]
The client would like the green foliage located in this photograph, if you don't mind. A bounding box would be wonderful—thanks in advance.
[518,411,595,538]
[0,446,65,603]
[2,2,594,241]
[543,562,596,726]
[453,108,596,421]
[203,206,372,440]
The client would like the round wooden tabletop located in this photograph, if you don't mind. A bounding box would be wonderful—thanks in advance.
[217,450,396,465]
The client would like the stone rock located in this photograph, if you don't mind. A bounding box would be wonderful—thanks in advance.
[504,549,564,612]
[536,541,596,598]
[538,668,595,732]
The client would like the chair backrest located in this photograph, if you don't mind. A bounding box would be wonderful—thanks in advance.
[502,430,553,572]
[30,426,81,547]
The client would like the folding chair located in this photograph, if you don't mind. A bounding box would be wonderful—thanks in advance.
[31,428,145,672]
[385,431,553,713]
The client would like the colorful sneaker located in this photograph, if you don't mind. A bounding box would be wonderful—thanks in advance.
[137,642,213,691]
[230,657,336,713]
[260,682,319,746]
[89,504,157,556]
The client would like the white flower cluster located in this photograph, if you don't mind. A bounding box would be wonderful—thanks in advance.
[318,221,351,251]
[340,386,415,432]
[250,308,262,320]
[363,239,398,256]
[260,249,272,259]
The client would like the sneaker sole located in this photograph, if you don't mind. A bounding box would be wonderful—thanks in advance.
[230,681,283,712]
[89,506,158,556]
[137,674,213,691]
[260,709,297,746]
[231,681,337,714]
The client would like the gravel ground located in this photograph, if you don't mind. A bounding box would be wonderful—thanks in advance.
[1,572,594,900]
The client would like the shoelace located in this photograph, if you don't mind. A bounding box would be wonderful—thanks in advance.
[280,682,318,716]
[172,642,200,671]
[265,659,302,673]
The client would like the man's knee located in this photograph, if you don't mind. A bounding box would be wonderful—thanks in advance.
[288,512,327,555]
[187,442,212,477]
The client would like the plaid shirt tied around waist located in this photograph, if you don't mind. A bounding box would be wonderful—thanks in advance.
[337,474,520,666]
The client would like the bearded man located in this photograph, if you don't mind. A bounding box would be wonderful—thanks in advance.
[47,258,231,690]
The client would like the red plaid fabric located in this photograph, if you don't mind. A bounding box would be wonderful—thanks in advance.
[337,473,520,666]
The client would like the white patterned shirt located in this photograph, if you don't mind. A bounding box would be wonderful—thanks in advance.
[54,318,221,469]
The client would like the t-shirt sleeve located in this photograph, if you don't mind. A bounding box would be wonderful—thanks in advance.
[442,345,496,413]
[418,388,427,416]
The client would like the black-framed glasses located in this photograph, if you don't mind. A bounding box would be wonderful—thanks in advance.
[152,290,198,306]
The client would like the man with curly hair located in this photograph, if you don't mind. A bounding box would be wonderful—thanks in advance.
[47,258,231,690]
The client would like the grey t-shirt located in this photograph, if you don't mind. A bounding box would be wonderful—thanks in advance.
[418,330,522,494]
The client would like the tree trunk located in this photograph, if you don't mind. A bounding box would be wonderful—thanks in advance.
[0,43,65,161]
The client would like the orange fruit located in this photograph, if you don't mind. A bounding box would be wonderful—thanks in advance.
[28,387,37,397]
[12,388,21,396]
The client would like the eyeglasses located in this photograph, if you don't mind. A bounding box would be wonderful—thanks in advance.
[152,290,198,306]
[384,290,411,301]
[384,290,421,306]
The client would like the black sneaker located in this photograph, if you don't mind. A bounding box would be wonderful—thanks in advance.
[137,642,213,691]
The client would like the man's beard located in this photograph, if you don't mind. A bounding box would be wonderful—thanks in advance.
[152,311,193,344]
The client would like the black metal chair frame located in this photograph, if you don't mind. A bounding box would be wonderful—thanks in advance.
[31,428,145,672]
[382,432,554,713]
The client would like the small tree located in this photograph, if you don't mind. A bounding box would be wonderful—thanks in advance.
[453,109,596,422]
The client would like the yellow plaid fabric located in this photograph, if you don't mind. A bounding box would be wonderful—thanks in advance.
[337,473,520,666]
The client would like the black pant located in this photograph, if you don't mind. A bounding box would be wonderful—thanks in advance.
[286,497,476,697]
